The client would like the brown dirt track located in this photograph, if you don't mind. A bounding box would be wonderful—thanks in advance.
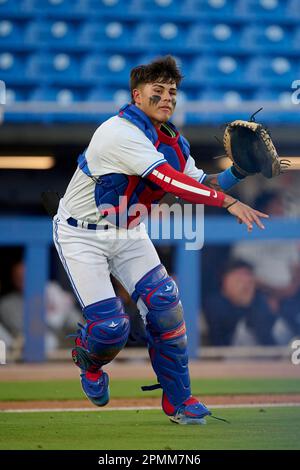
[0,359,299,411]
[1,359,299,382]
[1,395,300,411]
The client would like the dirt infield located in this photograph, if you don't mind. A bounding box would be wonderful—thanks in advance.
[0,359,299,382]
[1,360,299,412]
[1,394,300,411]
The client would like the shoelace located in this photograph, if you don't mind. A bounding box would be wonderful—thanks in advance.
[66,322,85,340]
[210,415,230,424]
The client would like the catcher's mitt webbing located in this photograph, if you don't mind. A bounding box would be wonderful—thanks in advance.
[223,118,290,179]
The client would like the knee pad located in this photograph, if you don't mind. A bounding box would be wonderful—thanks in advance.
[72,297,130,372]
[132,264,183,333]
[132,265,191,408]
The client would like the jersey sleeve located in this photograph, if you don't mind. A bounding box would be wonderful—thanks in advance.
[184,155,206,183]
[147,162,225,207]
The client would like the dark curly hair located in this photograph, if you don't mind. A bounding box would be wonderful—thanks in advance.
[130,55,183,103]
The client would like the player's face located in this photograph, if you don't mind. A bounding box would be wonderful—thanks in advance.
[133,82,177,127]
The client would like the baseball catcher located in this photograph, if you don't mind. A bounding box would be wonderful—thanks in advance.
[50,56,273,425]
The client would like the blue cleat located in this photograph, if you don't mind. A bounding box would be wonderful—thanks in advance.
[71,326,110,407]
[162,393,211,425]
[80,370,110,407]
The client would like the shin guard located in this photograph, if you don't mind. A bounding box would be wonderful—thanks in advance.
[132,264,191,409]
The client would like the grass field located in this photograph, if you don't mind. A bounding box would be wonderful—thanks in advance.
[0,377,300,401]
[0,408,299,450]
[0,377,299,450]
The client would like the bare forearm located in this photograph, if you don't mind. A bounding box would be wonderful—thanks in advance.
[203,174,222,191]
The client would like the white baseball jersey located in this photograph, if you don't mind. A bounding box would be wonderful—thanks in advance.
[54,110,205,310]
[62,115,205,224]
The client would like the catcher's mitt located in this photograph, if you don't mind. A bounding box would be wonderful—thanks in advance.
[223,111,290,178]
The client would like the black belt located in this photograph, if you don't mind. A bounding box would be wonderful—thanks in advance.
[67,217,110,230]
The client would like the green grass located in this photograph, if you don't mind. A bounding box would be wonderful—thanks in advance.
[0,407,299,450]
[0,378,299,402]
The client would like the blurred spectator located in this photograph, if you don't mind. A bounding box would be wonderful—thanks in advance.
[283,292,300,337]
[278,171,300,218]
[45,281,82,350]
[0,261,24,358]
[203,260,276,346]
[231,191,300,306]
[0,260,81,357]
[274,289,300,345]
[232,171,300,218]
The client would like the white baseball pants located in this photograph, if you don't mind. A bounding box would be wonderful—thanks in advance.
[53,202,161,320]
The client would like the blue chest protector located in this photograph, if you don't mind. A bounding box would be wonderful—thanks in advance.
[77,104,190,227]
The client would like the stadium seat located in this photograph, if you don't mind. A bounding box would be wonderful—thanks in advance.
[24,20,78,48]
[82,53,132,85]
[5,86,31,103]
[183,0,233,18]
[197,88,253,107]
[26,52,82,85]
[245,56,295,87]
[0,19,25,49]
[22,0,88,17]
[0,52,29,83]
[133,22,185,53]
[0,0,28,17]
[286,0,300,20]
[86,0,130,17]
[30,86,85,103]
[197,87,228,101]
[130,23,154,50]
[87,86,131,106]
[291,27,300,52]
[188,55,244,87]
[87,87,115,101]
[251,87,295,124]
[253,87,291,103]
[79,20,132,50]
[127,0,179,15]
[235,0,285,20]
[241,24,291,53]
[186,23,238,52]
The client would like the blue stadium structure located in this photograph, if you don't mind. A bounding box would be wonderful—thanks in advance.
[0,0,299,124]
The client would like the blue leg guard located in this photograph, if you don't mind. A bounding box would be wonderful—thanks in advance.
[132,264,191,409]
[72,297,130,372]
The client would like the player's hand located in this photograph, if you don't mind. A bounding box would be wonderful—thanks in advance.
[223,196,269,232]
